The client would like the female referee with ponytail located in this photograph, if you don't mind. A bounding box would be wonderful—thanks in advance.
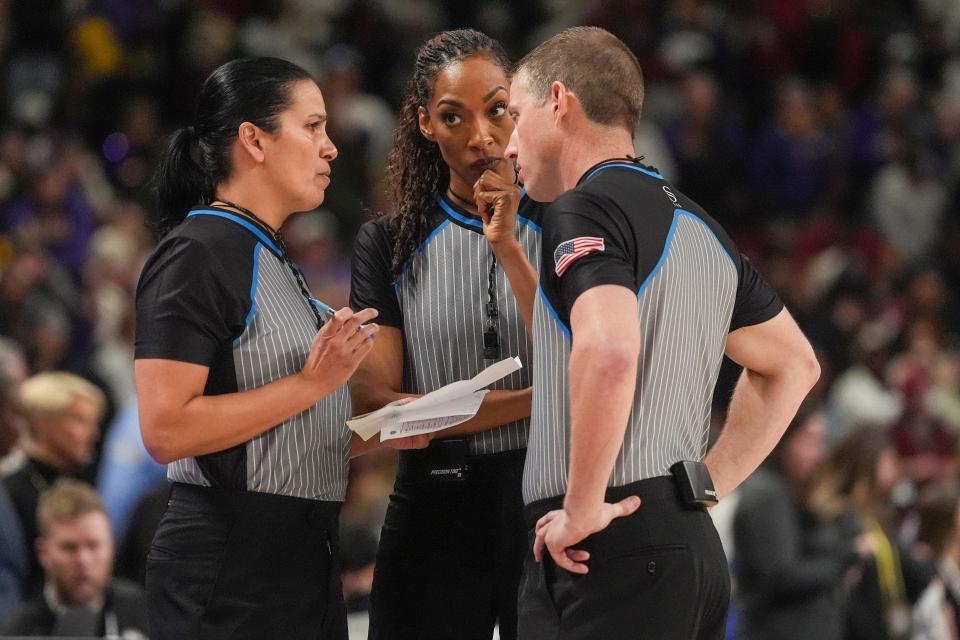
[135,57,396,640]
[349,29,544,640]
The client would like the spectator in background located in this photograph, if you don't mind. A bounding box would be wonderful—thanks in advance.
[913,481,960,635]
[321,44,396,220]
[752,78,835,219]
[2,479,147,638]
[3,371,103,597]
[0,483,28,624]
[0,337,29,475]
[808,426,947,640]
[869,138,948,265]
[734,405,866,640]
[664,70,748,230]
[827,323,903,438]
[95,400,166,542]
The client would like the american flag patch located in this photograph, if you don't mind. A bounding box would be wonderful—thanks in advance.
[553,236,605,276]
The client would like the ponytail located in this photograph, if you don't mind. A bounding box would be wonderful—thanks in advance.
[154,126,212,239]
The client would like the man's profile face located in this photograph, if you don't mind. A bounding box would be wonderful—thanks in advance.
[37,511,113,607]
[506,75,563,202]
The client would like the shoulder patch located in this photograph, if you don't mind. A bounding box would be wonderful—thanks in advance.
[554,236,605,276]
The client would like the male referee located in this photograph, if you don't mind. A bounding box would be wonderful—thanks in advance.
[505,27,821,639]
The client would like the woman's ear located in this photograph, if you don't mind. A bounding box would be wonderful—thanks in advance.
[418,106,437,142]
[236,122,266,163]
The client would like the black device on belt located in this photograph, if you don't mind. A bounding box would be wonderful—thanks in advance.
[670,460,718,508]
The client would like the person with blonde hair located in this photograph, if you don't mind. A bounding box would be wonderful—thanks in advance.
[3,371,104,598]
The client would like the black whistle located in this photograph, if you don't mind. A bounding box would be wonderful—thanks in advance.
[483,328,500,359]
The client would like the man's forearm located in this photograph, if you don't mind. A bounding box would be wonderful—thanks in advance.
[705,367,815,499]
[564,341,639,513]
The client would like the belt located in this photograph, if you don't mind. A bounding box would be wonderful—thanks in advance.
[396,442,526,482]
[523,476,679,526]
[169,482,341,531]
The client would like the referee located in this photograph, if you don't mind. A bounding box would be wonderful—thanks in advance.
[505,27,821,639]
[135,58,384,640]
[349,30,542,639]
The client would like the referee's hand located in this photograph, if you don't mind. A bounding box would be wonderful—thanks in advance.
[532,496,642,574]
[474,169,521,248]
[302,307,379,391]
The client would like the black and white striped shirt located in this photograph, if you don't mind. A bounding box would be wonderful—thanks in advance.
[135,208,351,501]
[350,195,544,455]
[524,160,782,504]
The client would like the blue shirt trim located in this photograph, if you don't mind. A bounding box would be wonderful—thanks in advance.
[584,162,664,182]
[437,197,483,229]
[234,242,263,345]
[538,282,572,340]
[394,219,452,292]
[637,209,736,298]
[187,209,282,256]
[518,214,542,233]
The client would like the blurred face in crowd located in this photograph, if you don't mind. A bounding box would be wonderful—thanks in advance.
[38,511,113,607]
[258,79,338,213]
[418,55,515,199]
[33,395,100,470]
[506,73,564,202]
[783,412,827,484]
[874,447,901,497]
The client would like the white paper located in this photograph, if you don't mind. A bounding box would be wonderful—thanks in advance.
[346,357,522,440]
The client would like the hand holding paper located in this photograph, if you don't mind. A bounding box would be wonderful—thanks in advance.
[346,357,523,442]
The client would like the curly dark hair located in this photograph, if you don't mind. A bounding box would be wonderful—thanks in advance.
[385,29,510,280]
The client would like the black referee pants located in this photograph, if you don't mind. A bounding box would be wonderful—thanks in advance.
[369,446,527,640]
[519,477,730,640]
[145,483,347,640]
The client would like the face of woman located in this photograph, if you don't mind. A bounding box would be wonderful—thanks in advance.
[418,55,514,197]
[261,79,338,212]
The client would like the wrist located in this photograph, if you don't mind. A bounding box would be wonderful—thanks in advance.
[563,491,604,522]
[295,370,333,406]
[489,237,523,256]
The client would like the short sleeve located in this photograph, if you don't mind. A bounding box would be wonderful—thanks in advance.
[544,191,636,317]
[135,237,247,365]
[730,254,784,331]
[350,218,403,329]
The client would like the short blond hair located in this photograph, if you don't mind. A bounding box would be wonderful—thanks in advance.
[19,372,105,422]
[37,478,107,537]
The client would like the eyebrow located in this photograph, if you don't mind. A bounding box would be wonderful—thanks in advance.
[483,86,507,102]
[307,113,327,121]
[435,86,508,109]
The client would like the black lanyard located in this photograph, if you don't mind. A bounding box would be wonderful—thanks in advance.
[212,200,325,329]
[446,188,502,361]
[483,252,500,361]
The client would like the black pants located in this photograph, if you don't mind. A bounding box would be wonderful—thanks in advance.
[145,483,347,640]
[519,477,730,640]
[369,445,527,640]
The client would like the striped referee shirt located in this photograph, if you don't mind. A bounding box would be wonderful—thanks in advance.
[135,208,351,501]
[523,159,783,504]
[350,194,544,455]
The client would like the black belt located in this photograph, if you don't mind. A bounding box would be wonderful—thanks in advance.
[168,482,341,531]
[396,441,526,483]
[523,476,680,527]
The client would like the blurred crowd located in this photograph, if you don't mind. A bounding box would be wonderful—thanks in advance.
[1,0,959,638]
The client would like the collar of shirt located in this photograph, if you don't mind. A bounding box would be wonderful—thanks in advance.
[575,156,664,186]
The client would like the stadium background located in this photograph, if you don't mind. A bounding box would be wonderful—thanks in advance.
[1,0,959,638]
